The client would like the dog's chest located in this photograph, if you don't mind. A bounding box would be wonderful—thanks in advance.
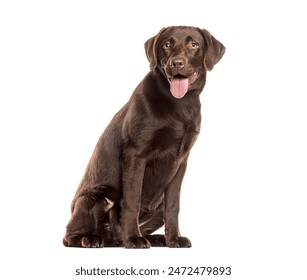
[141,124,199,203]
[149,120,200,157]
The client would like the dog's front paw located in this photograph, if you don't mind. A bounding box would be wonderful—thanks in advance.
[124,236,151,249]
[166,236,192,248]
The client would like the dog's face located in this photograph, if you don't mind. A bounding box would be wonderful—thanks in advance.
[145,26,225,99]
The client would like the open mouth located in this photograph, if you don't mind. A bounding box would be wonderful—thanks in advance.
[165,72,199,99]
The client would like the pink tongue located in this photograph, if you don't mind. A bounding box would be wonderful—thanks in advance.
[170,78,189,99]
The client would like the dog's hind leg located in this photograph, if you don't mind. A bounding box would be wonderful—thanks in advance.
[144,234,166,247]
[63,186,120,248]
[140,202,167,247]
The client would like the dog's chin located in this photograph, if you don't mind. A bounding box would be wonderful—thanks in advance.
[164,71,199,99]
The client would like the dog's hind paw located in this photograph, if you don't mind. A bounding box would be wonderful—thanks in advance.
[145,234,167,246]
[63,234,104,248]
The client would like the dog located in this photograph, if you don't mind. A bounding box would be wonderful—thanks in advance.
[63,26,225,248]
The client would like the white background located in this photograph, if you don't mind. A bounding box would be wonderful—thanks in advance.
[1,0,306,279]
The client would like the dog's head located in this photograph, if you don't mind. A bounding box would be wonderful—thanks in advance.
[145,26,225,99]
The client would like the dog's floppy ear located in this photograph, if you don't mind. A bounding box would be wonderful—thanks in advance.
[199,29,226,71]
[144,28,166,70]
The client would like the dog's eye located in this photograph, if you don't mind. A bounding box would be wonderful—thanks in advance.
[162,42,171,49]
[188,41,199,49]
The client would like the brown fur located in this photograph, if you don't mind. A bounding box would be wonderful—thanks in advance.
[63,26,225,248]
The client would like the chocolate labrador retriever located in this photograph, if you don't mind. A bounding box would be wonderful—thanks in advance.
[63,26,225,248]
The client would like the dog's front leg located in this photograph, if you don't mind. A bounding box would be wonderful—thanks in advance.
[164,161,192,248]
[121,156,151,248]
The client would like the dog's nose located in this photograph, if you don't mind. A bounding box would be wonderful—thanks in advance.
[170,57,185,69]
